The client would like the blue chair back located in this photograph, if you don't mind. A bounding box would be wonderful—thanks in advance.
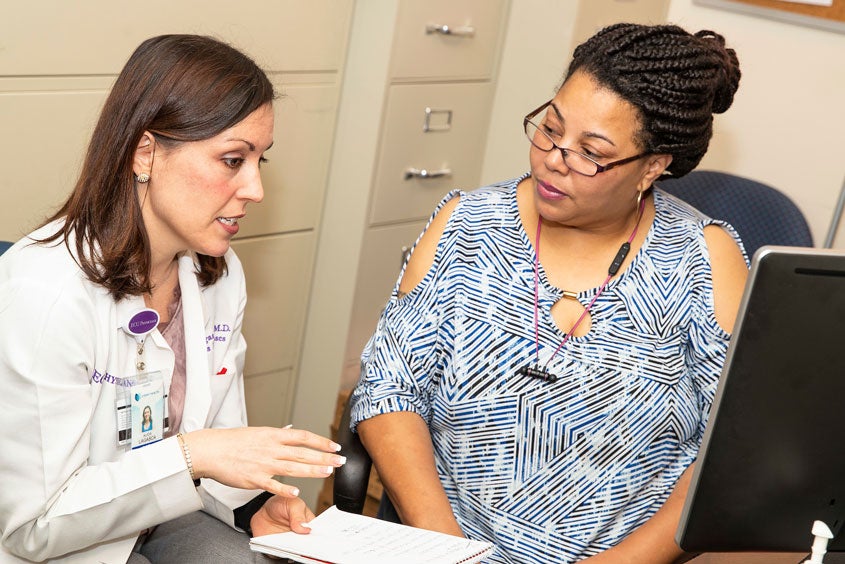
[0,241,12,255]
[658,170,813,258]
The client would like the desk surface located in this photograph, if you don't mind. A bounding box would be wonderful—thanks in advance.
[692,553,845,563]
[692,554,804,563]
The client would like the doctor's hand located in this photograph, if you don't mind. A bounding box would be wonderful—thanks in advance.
[183,426,345,497]
[250,495,315,537]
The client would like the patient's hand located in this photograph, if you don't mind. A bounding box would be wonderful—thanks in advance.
[250,495,315,537]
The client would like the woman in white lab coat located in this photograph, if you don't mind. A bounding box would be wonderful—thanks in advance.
[0,35,344,563]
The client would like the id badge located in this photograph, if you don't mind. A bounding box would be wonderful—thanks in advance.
[116,371,169,448]
[130,376,164,449]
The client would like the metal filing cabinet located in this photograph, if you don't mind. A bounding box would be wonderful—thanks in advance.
[339,0,510,388]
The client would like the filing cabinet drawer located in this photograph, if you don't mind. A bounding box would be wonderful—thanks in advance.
[0,0,352,75]
[370,82,494,225]
[0,82,107,238]
[238,80,340,237]
[343,220,428,387]
[390,0,508,81]
[234,232,316,376]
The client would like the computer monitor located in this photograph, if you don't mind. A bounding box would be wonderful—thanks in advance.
[677,245,845,554]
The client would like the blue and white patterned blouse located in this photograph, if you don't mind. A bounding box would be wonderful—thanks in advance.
[351,175,746,563]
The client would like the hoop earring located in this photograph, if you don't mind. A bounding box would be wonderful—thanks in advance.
[636,189,643,209]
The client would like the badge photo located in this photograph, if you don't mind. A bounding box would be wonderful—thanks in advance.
[130,378,164,449]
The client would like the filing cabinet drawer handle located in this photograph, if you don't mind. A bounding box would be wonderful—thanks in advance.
[404,167,452,180]
[425,24,476,37]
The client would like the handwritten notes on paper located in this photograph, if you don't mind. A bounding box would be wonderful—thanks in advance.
[249,506,494,564]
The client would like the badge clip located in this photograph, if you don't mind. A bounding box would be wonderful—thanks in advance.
[123,308,159,371]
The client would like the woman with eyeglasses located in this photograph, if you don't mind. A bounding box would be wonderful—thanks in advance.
[350,23,748,563]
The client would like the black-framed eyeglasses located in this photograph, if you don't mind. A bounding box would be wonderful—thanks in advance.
[523,100,647,177]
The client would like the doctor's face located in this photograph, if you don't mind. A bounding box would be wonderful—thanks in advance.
[138,103,274,260]
[142,406,151,423]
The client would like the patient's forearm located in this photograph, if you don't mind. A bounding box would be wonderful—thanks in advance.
[357,412,463,537]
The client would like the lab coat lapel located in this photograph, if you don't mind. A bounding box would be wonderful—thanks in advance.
[177,253,212,431]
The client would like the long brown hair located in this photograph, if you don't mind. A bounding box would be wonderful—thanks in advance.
[39,34,275,299]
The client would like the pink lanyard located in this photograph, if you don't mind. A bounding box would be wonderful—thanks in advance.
[520,198,646,382]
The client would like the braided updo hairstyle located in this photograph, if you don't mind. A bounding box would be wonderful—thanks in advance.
[564,23,741,178]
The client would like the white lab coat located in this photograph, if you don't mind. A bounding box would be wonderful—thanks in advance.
[0,223,260,563]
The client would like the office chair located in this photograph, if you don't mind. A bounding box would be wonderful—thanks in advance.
[658,170,814,257]
[333,393,375,515]
[0,241,12,255]
[334,170,815,518]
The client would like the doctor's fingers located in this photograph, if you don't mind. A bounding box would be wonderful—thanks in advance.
[268,445,347,477]
[275,426,342,453]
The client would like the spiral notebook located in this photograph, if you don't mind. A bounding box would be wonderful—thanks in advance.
[249,505,494,564]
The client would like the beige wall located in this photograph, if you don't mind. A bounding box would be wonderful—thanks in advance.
[666,1,845,247]
[571,0,670,46]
